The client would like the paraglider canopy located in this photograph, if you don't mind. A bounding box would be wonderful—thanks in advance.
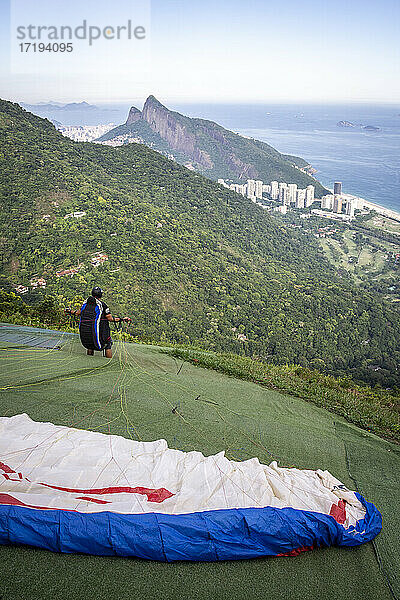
[0,414,382,562]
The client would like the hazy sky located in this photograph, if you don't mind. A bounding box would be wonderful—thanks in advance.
[0,0,399,104]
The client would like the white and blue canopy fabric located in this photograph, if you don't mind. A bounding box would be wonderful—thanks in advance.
[0,414,381,561]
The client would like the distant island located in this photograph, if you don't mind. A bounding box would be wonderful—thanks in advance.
[362,125,380,131]
[337,120,381,131]
[337,121,355,127]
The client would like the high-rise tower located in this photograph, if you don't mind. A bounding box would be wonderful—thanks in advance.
[334,182,342,196]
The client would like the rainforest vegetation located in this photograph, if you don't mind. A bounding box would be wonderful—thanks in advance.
[1,99,400,387]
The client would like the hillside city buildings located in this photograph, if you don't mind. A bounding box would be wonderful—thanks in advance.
[218,178,357,221]
[58,123,115,142]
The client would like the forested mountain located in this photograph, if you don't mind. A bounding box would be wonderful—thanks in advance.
[98,96,327,196]
[1,99,399,385]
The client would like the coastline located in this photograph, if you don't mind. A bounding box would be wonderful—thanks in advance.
[325,189,400,223]
[359,199,400,223]
[231,107,399,224]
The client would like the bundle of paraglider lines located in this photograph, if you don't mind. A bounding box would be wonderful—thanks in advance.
[0,328,382,561]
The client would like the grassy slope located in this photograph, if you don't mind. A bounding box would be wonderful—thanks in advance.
[167,348,400,443]
[0,330,398,600]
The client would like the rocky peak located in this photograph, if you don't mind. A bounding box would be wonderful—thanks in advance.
[140,95,213,170]
[141,95,169,124]
[143,95,165,111]
[126,106,142,125]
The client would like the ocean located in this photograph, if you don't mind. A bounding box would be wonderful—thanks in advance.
[174,102,400,212]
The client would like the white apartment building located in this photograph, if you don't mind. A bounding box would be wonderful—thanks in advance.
[255,180,263,199]
[217,177,323,215]
[247,179,256,198]
[270,181,279,200]
[262,184,271,195]
[346,200,355,218]
[279,184,288,205]
[288,183,297,204]
[296,189,306,209]
[321,194,334,210]
[305,185,315,207]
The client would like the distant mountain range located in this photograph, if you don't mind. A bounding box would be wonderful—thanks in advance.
[19,101,121,126]
[98,96,328,195]
[21,101,97,113]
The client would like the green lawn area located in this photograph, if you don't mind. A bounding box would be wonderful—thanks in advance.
[319,237,361,282]
[0,326,399,600]
[367,215,400,236]
[357,247,373,266]
[320,230,395,290]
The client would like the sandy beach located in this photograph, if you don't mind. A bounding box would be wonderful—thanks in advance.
[360,199,400,222]
[328,190,400,223]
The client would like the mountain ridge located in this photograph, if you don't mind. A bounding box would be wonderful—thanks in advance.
[98,96,327,195]
[21,101,98,112]
[19,101,120,126]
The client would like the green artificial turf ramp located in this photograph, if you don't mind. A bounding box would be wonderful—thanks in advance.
[0,325,398,600]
